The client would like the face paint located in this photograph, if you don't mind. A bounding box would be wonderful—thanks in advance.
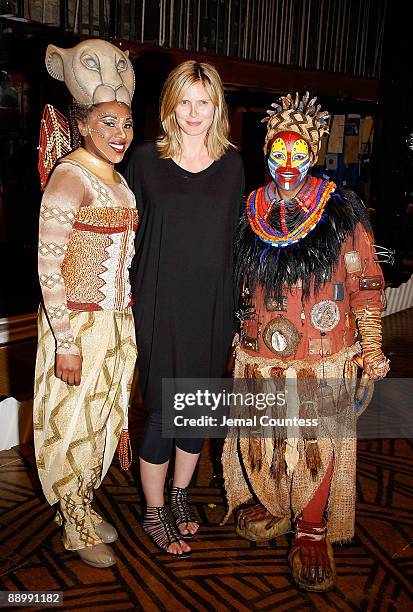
[82,100,134,164]
[267,131,311,191]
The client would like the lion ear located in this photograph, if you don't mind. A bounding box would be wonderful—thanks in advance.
[123,50,130,58]
[45,44,67,81]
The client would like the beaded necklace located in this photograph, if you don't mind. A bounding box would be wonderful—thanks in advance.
[247,176,336,247]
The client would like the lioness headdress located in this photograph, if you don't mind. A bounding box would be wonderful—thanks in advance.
[45,39,135,106]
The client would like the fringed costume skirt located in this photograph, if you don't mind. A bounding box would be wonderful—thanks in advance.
[222,344,360,544]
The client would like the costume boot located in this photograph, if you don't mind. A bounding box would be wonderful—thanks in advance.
[288,460,336,591]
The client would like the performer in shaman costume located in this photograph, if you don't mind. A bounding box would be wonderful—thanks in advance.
[222,93,389,591]
[34,40,137,568]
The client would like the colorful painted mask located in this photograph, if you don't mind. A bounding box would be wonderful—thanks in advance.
[267,130,311,191]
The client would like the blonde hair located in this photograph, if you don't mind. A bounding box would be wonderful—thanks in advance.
[157,60,234,160]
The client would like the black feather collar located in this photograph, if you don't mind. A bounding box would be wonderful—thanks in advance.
[235,188,372,299]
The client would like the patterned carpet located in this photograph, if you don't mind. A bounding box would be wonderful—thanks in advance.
[0,309,412,611]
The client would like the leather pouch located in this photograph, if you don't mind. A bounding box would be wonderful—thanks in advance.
[308,337,333,356]
[359,276,383,290]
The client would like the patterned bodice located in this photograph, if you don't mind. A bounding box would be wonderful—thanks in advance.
[62,206,137,311]
[38,158,137,355]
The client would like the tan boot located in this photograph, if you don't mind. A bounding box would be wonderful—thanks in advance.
[77,543,116,568]
[95,521,118,544]
[236,504,291,542]
[237,515,291,542]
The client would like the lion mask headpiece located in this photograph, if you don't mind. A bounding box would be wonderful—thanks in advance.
[45,39,135,106]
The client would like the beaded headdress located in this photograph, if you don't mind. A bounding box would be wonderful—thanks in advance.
[262,92,330,164]
[38,104,71,190]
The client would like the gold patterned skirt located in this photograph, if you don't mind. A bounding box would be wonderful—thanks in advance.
[33,307,136,549]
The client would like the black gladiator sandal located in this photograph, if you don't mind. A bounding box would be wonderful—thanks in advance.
[141,506,191,558]
[169,486,200,539]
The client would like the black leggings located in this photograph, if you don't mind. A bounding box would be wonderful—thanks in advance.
[139,406,204,464]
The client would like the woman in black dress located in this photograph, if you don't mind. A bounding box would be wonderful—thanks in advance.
[125,61,244,556]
